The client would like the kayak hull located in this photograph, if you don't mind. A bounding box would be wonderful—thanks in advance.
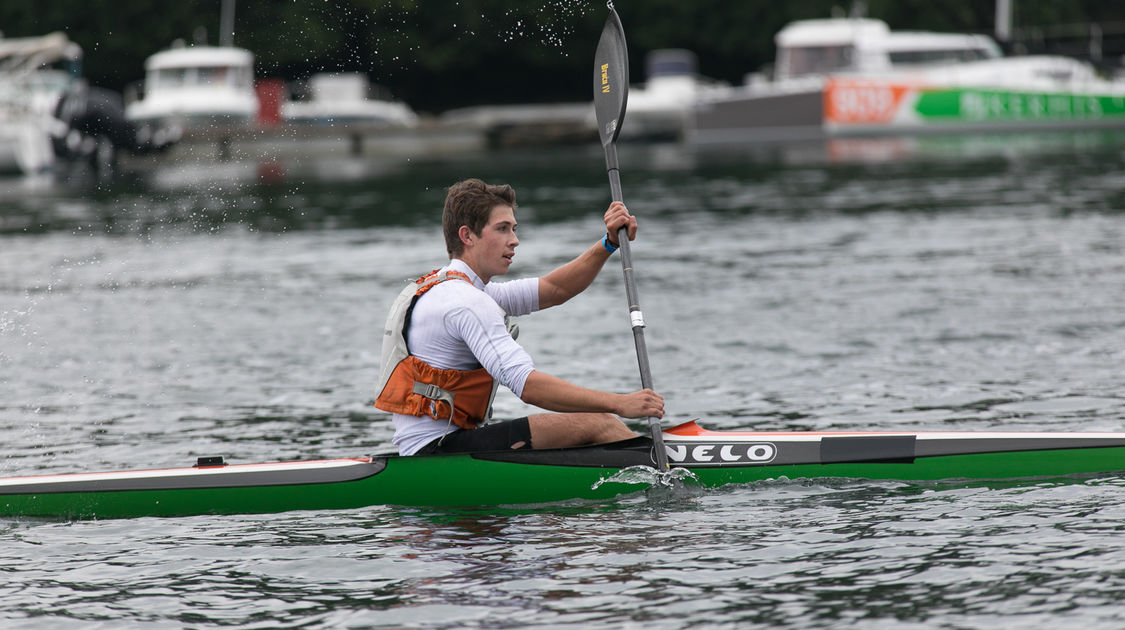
[2,422,1124,519]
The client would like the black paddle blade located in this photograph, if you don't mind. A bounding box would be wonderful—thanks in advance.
[593,7,629,147]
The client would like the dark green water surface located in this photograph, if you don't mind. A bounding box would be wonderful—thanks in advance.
[2,133,1125,628]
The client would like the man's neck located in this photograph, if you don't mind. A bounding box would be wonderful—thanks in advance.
[450,258,488,285]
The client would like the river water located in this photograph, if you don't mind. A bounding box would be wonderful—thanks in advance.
[2,132,1125,628]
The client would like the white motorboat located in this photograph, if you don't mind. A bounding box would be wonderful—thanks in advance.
[690,17,1125,144]
[0,32,161,175]
[125,43,259,130]
[615,49,729,141]
[281,73,417,127]
[0,32,82,174]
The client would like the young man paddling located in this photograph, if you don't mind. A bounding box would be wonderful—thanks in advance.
[376,178,664,455]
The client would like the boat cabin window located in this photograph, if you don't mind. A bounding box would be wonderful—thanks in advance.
[645,50,698,78]
[1035,68,1074,82]
[153,68,183,88]
[196,66,229,83]
[152,65,250,89]
[888,48,994,65]
[780,45,855,77]
[30,71,74,94]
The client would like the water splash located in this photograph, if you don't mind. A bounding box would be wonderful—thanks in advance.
[591,465,700,491]
[496,2,592,49]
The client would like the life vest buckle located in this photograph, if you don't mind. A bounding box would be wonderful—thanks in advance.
[412,383,449,401]
[412,382,456,422]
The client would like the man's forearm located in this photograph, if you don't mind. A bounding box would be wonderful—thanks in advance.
[538,241,612,309]
[520,370,622,414]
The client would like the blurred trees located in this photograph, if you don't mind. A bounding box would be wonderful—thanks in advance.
[1,0,1122,114]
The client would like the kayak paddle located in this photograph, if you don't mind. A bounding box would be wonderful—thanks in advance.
[593,3,669,470]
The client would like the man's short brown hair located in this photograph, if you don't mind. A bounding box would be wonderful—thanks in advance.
[442,178,517,257]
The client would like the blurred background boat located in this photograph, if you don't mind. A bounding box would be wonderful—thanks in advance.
[612,49,729,142]
[0,32,174,175]
[281,73,417,128]
[0,32,82,174]
[124,43,259,132]
[690,17,1125,145]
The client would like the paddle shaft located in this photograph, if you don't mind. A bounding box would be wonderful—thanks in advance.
[604,142,668,470]
[593,5,669,470]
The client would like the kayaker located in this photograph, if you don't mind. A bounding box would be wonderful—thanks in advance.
[376,178,665,455]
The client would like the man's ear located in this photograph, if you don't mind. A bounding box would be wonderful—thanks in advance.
[458,225,475,248]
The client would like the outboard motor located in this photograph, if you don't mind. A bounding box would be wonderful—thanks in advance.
[53,85,177,167]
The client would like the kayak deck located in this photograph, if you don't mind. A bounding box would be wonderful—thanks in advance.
[1,421,1123,519]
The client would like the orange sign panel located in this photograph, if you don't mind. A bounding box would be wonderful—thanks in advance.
[824,79,913,124]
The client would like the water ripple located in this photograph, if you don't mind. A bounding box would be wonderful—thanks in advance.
[3,139,1125,627]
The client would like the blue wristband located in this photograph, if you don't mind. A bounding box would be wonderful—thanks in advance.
[602,233,619,253]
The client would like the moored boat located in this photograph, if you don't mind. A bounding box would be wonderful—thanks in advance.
[281,72,418,127]
[1,420,1123,520]
[690,17,1125,144]
[0,32,83,174]
[124,43,259,132]
[613,49,729,141]
[0,32,177,175]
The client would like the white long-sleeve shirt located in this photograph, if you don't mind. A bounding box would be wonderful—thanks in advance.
[391,259,539,454]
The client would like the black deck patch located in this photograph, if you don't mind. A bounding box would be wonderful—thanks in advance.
[821,435,916,464]
[470,437,655,467]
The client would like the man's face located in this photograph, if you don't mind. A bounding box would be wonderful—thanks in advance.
[467,204,519,282]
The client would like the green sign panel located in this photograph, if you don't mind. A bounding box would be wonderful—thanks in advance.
[916,89,1125,121]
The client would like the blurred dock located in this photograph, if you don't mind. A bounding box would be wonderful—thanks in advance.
[149,102,598,164]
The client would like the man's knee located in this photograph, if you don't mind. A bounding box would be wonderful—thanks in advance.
[585,412,617,426]
[579,413,635,442]
[528,412,632,448]
[574,412,617,436]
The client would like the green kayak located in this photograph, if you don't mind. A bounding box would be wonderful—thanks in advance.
[1,421,1123,519]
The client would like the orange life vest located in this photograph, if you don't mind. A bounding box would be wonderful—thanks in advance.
[374,269,497,430]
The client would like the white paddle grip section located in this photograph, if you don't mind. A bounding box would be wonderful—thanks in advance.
[630,310,645,328]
